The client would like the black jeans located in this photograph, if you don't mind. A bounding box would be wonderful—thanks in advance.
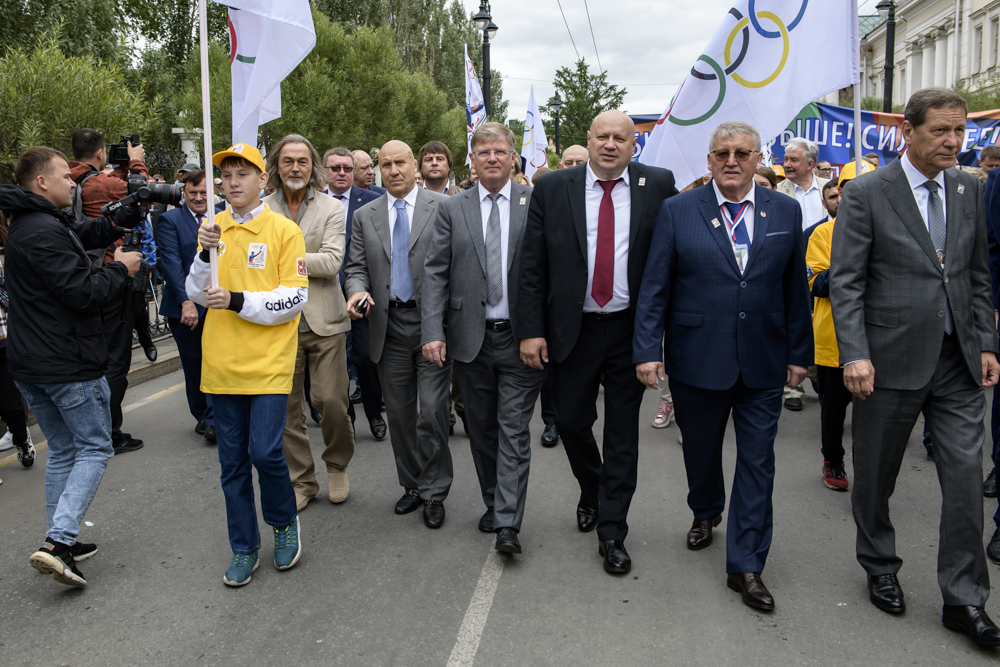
[0,346,29,445]
[816,365,852,464]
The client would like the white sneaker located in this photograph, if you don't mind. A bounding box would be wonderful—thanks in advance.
[0,430,13,452]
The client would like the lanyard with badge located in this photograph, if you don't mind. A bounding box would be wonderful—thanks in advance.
[720,201,750,273]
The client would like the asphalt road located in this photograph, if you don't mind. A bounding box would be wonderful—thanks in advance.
[1,370,998,666]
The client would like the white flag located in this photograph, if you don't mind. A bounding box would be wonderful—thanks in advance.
[639,2,859,188]
[465,44,487,166]
[216,0,316,146]
[520,86,548,179]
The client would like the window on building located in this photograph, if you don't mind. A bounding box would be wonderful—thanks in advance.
[992,19,999,68]
[975,24,984,72]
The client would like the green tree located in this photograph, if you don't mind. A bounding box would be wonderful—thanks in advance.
[550,58,627,147]
[953,77,1000,113]
[0,30,161,180]
[860,95,904,115]
[0,1,121,63]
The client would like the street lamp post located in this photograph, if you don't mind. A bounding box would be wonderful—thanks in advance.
[877,0,897,113]
[472,2,498,118]
[549,92,563,155]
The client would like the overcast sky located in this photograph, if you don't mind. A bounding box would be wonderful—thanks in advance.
[462,0,874,120]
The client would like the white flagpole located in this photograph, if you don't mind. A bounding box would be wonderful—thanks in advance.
[198,0,219,288]
[853,3,862,177]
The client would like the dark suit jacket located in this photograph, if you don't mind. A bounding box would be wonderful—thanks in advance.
[324,186,381,286]
[830,160,997,389]
[518,162,678,363]
[157,205,207,321]
[633,182,813,390]
[422,181,533,363]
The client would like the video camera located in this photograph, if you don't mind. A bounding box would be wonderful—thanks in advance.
[106,133,141,166]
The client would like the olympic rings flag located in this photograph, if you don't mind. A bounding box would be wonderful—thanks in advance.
[520,86,549,180]
[639,1,859,189]
[465,44,487,166]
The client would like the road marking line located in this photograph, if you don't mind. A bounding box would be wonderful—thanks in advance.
[446,538,506,667]
[0,382,185,469]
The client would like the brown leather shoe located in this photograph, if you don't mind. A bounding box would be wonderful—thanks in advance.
[727,572,775,611]
[686,515,722,550]
[328,471,349,504]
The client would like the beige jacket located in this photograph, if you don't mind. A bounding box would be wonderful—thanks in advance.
[265,188,350,336]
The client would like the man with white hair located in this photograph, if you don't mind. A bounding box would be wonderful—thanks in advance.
[778,138,829,230]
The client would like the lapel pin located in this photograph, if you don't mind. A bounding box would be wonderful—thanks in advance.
[711,218,721,228]
[957,184,965,195]
[638,177,646,187]
[519,196,526,205]
[761,211,767,218]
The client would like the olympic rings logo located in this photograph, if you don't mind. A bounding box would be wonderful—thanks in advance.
[661,1,807,127]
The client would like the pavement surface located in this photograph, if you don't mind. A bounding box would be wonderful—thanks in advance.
[1,371,999,666]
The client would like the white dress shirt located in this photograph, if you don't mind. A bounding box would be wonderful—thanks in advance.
[583,162,631,313]
[712,179,756,247]
[231,201,265,224]
[477,181,511,320]
[792,174,825,230]
[323,186,352,211]
[386,186,418,255]
[900,151,948,231]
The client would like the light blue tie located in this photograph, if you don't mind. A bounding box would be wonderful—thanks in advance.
[391,199,413,302]
[485,194,503,306]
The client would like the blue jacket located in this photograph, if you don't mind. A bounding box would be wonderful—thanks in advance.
[983,169,1000,310]
[323,186,381,287]
[157,205,207,320]
[633,182,813,390]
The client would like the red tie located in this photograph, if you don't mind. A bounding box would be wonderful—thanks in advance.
[592,179,620,307]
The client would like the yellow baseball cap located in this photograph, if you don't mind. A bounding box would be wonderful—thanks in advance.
[838,159,874,187]
[771,164,785,178]
[213,142,266,173]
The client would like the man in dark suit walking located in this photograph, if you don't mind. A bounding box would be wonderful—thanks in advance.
[157,168,215,442]
[322,147,385,439]
[831,88,1000,646]
[345,140,452,529]
[519,110,678,574]
[422,123,544,555]
[634,121,813,610]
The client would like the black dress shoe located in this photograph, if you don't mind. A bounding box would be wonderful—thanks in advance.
[496,528,521,554]
[370,416,387,440]
[310,407,322,425]
[540,423,558,447]
[195,420,207,436]
[598,540,631,574]
[423,500,445,528]
[394,489,421,514]
[867,573,905,614]
[204,425,216,443]
[942,605,1000,646]
[143,344,157,362]
[349,387,362,404]
[687,515,722,550]
[478,507,494,533]
[987,529,1000,565]
[113,437,144,454]
[986,468,997,498]
[727,572,775,611]
[577,493,599,532]
[783,397,803,411]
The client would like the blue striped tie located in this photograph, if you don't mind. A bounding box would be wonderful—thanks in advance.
[391,199,413,302]
[485,194,503,306]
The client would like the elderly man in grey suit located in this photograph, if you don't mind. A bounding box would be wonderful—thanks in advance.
[344,140,452,529]
[831,88,1000,646]
[264,134,355,511]
[422,123,544,555]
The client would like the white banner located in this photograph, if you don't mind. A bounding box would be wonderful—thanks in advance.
[639,1,859,188]
[520,86,549,179]
[465,44,487,166]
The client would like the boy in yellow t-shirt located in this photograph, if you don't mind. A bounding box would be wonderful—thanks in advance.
[185,143,308,587]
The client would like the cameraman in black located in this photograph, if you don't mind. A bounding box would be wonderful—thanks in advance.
[0,146,142,587]
[69,129,148,454]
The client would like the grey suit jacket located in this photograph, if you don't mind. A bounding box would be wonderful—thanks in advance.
[344,187,447,363]
[830,160,997,389]
[421,181,532,363]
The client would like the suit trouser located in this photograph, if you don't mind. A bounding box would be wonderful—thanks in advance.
[102,289,134,443]
[552,313,644,541]
[540,365,556,426]
[348,317,383,423]
[816,365,852,464]
[851,333,989,607]
[167,317,214,426]
[670,375,782,574]
[449,368,465,427]
[456,326,545,532]
[378,307,453,502]
[283,330,355,498]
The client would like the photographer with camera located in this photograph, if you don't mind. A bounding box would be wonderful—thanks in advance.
[0,146,142,587]
[69,129,149,454]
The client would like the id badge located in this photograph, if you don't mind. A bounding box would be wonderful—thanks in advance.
[734,244,749,273]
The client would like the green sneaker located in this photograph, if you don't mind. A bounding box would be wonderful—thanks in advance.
[273,516,301,570]
[223,552,259,587]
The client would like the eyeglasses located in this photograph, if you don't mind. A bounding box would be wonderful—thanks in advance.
[710,149,757,163]
[475,149,511,159]
[326,165,352,173]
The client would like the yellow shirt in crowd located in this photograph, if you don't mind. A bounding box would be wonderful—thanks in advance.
[806,219,839,368]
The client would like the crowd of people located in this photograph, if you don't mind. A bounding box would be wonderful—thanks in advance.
[2,86,1000,647]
